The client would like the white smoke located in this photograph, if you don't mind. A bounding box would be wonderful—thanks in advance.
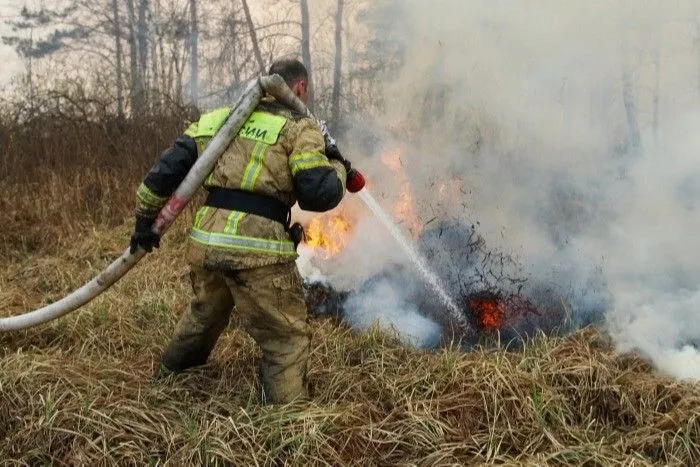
[343,277,442,349]
[300,0,700,378]
[298,215,445,348]
[602,113,700,378]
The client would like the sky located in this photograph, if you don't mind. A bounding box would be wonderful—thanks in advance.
[0,0,347,89]
[0,1,34,87]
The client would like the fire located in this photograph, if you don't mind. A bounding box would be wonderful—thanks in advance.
[303,145,424,258]
[380,147,423,237]
[467,291,543,332]
[381,147,403,172]
[304,212,353,257]
[395,184,423,236]
[468,295,506,331]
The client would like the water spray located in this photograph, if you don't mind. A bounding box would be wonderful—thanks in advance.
[355,190,468,328]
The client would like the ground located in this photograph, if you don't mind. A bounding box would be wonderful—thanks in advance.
[1,220,699,465]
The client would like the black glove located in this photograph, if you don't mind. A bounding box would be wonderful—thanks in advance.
[325,144,351,172]
[130,215,160,254]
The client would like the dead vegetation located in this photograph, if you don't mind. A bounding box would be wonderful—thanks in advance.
[1,117,700,465]
[0,113,184,257]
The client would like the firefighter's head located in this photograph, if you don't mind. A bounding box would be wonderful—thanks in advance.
[268,58,310,104]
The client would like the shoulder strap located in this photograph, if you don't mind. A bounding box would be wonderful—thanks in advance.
[184,107,231,139]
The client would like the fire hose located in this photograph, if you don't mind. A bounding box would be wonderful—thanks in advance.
[0,74,364,332]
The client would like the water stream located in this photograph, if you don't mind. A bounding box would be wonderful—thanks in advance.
[357,189,468,327]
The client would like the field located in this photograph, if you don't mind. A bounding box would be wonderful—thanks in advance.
[1,117,699,465]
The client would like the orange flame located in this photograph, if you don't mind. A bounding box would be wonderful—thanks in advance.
[381,147,403,172]
[303,145,424,257]
[380,147,423,237]
[468,293,543,332]
[468,296,506,331]
[304,212,353,257]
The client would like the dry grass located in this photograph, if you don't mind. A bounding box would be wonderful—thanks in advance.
[1,117,700,465]
[1,216,699,465]
[0,114,183,257]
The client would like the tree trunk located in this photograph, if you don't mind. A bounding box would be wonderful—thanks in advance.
[137,0,149,112]
[173,42,183,101]
[188,0,199,106]
[126,0,143,116]
[112,0,124,119]
[241,0,265,75]
[330,0,344,133]
[155,0,169,97]
[149,0,160,112]
[299,0,314,111]
[28,28,34,113]
[229,14,241,84]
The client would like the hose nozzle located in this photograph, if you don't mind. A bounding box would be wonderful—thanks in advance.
[347,168,366,193]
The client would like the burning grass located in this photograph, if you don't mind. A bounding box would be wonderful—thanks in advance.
[1,220,700,465]
[304,212,355,258]
[1,116,699,464]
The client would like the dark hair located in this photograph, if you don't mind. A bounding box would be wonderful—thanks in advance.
[268,58,308,88]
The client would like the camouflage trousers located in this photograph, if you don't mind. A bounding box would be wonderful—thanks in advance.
[161,262,310,404]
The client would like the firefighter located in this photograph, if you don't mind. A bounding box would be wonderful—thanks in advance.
[129,58,351,404]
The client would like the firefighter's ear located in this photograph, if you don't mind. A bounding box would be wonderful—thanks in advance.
[291,79,308,104]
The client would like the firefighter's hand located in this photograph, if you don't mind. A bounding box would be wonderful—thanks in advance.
[130,215,161,254]
[325,144,351,172]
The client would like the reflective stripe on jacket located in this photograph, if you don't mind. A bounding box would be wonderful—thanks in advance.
[185,97,347,270]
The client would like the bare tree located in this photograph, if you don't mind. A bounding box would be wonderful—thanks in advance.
[126,0,142,115]
[188,0,198,106]
[330,0,344,133]
[0,0,395,122]
[154,2,188,103]
[155,1,168,97]
[144,1,156,111]
[241,0,265,75]
[137,0,149,111]
[111,0,124,119]
[299,0,314,111]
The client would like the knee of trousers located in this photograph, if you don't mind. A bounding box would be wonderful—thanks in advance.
[161,333,218,372]
[161,304,231,372]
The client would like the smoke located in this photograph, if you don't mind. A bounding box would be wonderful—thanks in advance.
[343,276,443,349]
[602,113,700,377]
[299,0,700,379]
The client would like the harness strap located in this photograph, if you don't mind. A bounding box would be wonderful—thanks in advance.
[204,187,291,229]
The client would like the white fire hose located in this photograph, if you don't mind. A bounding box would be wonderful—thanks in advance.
[0,74,325,332]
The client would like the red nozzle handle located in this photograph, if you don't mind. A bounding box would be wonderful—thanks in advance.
[346,168,365,193]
